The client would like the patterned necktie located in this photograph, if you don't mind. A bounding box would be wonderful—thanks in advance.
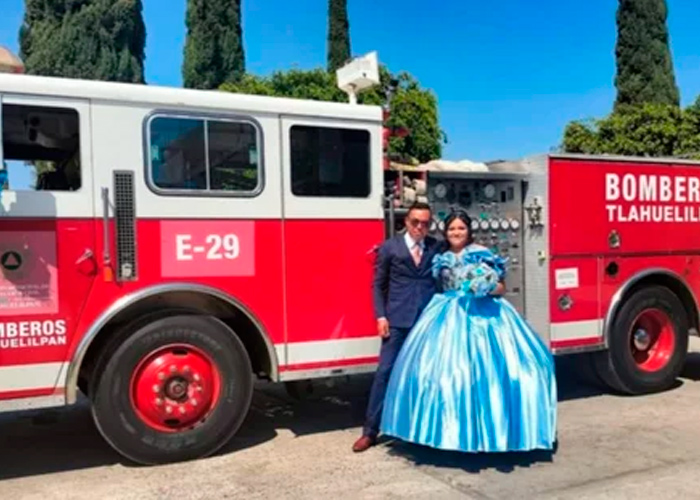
[411,243,422,266]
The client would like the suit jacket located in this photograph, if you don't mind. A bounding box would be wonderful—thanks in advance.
[373,234,442,329]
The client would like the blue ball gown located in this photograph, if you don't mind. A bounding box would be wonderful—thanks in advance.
[379,244,557,453]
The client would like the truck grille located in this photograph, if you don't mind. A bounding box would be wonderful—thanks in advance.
[113,170,137,281]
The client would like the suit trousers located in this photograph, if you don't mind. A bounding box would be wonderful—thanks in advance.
[363,326,410,438]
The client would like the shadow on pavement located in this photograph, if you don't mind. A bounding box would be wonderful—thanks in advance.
[385,439,556,474]
[4,351,698,480]
[215,376,370,457]
[0,398,121,480]
[0,378,370,480]
[554,355,611,402]
[553,353,689,401]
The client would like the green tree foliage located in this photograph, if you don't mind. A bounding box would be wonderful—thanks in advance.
[183,0,245,89]
[562,102,700,159]
[678,97,700,158]
[227,68,343,101]
[20,0,146,83]
[221,67,446,163]
[615,0,679,108]
[327,0,350,72]
[561,0,694,158]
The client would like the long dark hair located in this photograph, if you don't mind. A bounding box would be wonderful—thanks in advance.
[443,210,475,245]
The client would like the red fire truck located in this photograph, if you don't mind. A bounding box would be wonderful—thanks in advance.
[0,67,697,465]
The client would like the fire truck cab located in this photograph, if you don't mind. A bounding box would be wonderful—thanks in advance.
[0,68,697,465]
[0,71,385,464]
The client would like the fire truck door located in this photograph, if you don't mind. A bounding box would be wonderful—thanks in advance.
[0,93,96,395]
[280,116,384,365]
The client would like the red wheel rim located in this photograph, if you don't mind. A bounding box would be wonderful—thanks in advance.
[129,344,221,433]
[629,308,675,373]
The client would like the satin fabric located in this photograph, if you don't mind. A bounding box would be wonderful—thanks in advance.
[379,245,557,453]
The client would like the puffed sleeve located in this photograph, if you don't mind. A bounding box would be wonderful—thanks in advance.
[431,252,445,279]
[432,251,457,279]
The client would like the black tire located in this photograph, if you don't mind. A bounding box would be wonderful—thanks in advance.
[80,308,197,399]
[90,314,253,465]
[593,285,688,395]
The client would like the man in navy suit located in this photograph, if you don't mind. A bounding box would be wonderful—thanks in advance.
[353,201,441,452]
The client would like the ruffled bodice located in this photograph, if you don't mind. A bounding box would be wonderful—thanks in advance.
[431,244,507,297]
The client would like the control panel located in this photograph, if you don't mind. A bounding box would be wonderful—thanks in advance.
[426,171,526,314]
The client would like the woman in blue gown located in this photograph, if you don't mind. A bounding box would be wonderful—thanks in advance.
[380,210,557,453]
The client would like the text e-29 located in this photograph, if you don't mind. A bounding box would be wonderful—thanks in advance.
[176,234,240,261]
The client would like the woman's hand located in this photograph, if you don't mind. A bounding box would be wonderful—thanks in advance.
[490,281,506,296]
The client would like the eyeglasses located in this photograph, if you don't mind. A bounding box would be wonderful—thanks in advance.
[408,218,430,228]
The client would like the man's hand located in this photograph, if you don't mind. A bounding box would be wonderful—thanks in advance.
[377,318,390,338]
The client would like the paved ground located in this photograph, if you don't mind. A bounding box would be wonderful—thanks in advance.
[3,341,700,500]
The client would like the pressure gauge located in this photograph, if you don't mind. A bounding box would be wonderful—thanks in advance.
[479,220,490,231]
[471,219,480,231]
[483,183,496,199]
[510,219,520,230]
[500,219,510,231]
[490,219,500,230]
[434,183,447,199]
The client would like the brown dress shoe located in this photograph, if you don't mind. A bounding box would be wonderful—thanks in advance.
[352,435,376,452]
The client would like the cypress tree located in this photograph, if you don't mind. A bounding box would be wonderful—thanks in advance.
[19,0,146,83]
[183,0,245,89]
[327,0,350,72]
[614,0,679,108]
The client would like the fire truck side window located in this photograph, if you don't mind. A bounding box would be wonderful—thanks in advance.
[1,103,81,191]
[148,115,260,194]
[290,125,371,198]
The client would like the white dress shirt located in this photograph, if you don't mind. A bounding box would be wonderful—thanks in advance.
[404,232,425,255]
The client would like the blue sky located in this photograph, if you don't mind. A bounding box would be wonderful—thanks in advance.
[1,0,700,164]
